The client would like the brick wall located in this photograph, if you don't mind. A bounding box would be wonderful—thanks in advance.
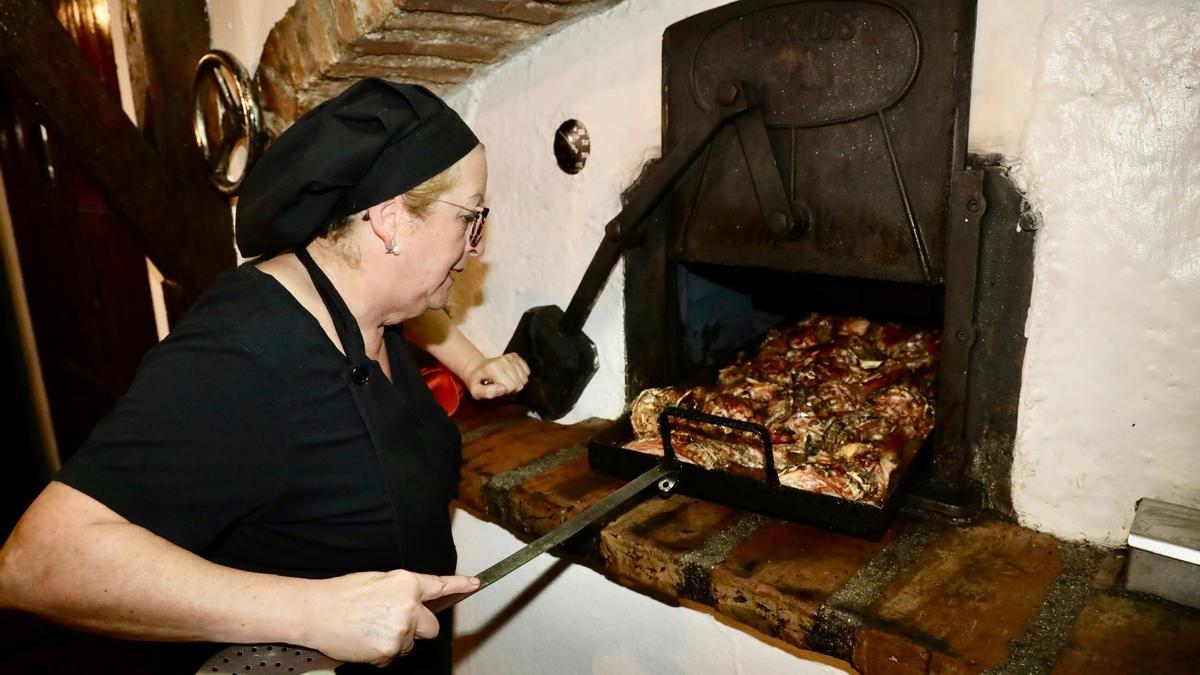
[254,0,622,137]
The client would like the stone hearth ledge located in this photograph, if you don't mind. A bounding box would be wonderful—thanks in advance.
[451,403,1200,674]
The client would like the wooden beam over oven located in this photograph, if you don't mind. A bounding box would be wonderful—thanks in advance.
[123,0,235,318]
[0,0,234,311]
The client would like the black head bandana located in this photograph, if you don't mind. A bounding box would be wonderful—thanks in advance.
[235,78,479,258]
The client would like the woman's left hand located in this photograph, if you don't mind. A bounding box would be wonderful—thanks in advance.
[463,353,530,399]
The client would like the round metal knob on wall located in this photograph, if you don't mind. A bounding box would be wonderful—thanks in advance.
[192,50,264,195]
[554,119,590,175]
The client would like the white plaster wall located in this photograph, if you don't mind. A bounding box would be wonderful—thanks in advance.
[968,0,1047,158]
[451,508,853,675]
[968,0,1200,546]
[207,0,294,74]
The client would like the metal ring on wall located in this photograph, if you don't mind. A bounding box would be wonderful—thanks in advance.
[192,50,264,195]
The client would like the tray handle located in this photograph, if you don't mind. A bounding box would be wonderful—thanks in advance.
[658,406,779,486]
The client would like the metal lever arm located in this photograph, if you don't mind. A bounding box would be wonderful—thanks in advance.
[508,81,795,420]
[560,81,755,334]
[735,107,801,239]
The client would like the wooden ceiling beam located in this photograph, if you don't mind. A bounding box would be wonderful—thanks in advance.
[0,0,233,307]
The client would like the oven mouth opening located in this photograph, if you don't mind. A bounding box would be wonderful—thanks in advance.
[594,263,946,538]
[675,263,944,372]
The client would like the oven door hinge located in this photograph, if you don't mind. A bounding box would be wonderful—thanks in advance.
[921,168,986,507]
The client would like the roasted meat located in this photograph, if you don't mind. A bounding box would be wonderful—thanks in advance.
[624,313,938,506]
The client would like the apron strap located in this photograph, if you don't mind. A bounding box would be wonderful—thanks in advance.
[293,247,368,364]
[292,247,460,580]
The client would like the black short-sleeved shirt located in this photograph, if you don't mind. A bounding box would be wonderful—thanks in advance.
[57,263,410,575]
[55,263,459,672]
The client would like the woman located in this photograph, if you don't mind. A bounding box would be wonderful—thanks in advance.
[0,79,527,672]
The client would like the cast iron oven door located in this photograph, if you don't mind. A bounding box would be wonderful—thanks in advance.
[665,0,973,284]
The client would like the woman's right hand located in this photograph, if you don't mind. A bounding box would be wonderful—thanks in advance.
[304,570,479,666]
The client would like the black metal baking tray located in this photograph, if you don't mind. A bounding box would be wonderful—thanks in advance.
[589,393,926,541]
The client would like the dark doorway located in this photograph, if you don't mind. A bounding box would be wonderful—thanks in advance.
[0,0,158,523]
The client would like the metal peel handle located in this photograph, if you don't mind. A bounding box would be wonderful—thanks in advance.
[198,462,677,674]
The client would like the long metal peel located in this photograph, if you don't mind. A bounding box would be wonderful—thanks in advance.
[197,463,677,674]
[428,462,675,612]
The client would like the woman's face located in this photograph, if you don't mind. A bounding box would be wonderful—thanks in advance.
[396,145,488,315]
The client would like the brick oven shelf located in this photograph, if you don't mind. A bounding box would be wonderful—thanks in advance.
[452,402,1200,674]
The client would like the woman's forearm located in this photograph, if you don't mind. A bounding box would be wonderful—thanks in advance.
[405,310,531,399]
[0,481,312,645]
[404,309,485,380]
[0,481,478,664]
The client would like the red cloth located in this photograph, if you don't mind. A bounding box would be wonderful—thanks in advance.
[420,364,465,416]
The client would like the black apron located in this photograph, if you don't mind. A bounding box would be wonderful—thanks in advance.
[295,248,462,674]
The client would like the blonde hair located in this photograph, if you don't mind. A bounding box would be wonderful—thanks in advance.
[400,162,460,215]
[317,161,461,243]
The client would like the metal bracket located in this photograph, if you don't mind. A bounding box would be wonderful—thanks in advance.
[735,105,805,238]
[919,168,986,505]
[192,50,265,195]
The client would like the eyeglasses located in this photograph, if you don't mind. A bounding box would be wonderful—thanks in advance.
[436,199,489,249]
[361,199,489,249]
